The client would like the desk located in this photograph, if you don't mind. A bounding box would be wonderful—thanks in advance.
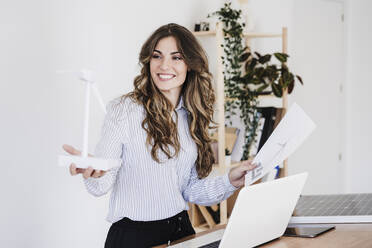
[154,224,372,248]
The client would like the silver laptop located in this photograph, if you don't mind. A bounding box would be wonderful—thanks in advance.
[170,172,308,248]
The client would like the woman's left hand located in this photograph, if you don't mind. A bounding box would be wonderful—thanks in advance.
[228,160,256,188]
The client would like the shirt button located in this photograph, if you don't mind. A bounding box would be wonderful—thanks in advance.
[178,228,181,232]
[167,220,170,224]
[178,217,182,221]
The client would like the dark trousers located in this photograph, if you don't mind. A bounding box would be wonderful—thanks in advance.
[104,211,195,248]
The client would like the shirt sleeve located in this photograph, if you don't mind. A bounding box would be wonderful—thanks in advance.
[84,97,128,197]
[182,165,239,206]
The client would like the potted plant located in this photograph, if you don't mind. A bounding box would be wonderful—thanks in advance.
[209,2,303,160]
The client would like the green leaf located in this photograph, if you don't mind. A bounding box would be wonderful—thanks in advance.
[280,71,289,87]
[254,51,262,58]
[258,54,271,64]
[242,46,249,52]
[254,67,265,78]
[243,75,253,85]
[296,75,304,85]
[287,73,295,88]
[281,63,289,72]
[248,58,257,69]
[274,53,289,63]
[244,61,251,72]
[252,79,261,85]
[271,83,283,97]
[288,80,295,94]
[239,52,251,62]
[231,75,241,83]
[256,84,269,93]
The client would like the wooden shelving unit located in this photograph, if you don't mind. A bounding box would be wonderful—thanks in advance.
[190,23,289,230]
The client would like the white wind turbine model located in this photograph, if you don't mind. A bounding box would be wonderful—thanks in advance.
[58,69,121,171]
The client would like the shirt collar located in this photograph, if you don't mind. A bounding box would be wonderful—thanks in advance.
[175,97,188,113]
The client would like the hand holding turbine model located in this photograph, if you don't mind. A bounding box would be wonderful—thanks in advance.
[57,69,122,171]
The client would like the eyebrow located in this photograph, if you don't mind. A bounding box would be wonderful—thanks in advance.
[153,49,181,55]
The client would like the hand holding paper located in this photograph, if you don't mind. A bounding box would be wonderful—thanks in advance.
[245,103,316,186]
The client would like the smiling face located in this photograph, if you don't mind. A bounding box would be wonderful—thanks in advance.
[150,36,188,104]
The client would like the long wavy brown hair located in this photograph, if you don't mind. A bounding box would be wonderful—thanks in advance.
[125,23,216,178]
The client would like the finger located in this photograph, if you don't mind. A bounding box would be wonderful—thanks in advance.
[242,160,255,167]
[240,163,257,173]
[240,161,255,169]
[76,168,85,174]
[248,163,257,170]
[92,170,103,178]
[83,167,94,179]
[96,170,106,178]
[247,160,258,168]
[244,159,254,164]
[69,164,78,176]
[70,164,86,175]
[63,144,81,156]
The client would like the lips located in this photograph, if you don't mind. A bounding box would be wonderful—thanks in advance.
[157,73,175,81]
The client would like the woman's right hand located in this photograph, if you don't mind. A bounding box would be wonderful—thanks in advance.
[63,144,106,179]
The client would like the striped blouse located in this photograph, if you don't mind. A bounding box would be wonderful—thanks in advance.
[84,96,238,223]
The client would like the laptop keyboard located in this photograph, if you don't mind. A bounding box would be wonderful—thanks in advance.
[198,240,221,248]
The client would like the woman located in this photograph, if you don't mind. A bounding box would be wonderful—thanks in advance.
[64,23,256,247]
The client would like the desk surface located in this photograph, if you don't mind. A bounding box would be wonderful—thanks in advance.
[154,224,372,248]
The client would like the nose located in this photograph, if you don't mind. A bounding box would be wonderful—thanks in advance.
[160,57,171,70]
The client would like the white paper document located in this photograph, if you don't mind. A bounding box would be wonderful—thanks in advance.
[245,103,316,186]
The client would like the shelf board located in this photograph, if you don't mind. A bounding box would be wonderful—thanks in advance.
[192,30,282,38]
[243,32,282,38]
[192,30,216,36]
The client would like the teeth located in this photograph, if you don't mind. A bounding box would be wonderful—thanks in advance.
[158,74,174,79]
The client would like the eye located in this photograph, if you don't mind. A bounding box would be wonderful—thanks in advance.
[173,56,183,61]
[152,54,161,59]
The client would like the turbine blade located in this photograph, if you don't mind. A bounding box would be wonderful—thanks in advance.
[92,83,107,114]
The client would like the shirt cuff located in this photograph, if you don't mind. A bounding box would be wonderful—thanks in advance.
[222,173,239,192]
[84,176,99,189]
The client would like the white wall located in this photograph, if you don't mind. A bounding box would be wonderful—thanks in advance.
[344,0,372,193]
[0,0,223,247]
[288,0,346,194]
